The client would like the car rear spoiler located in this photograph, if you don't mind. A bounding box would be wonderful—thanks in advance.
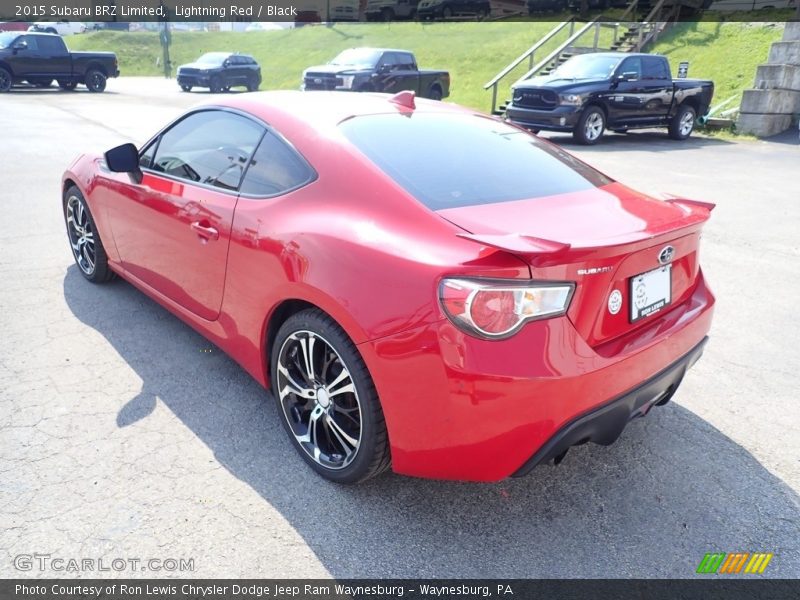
[456,233,571,259]
[663,197,716,212]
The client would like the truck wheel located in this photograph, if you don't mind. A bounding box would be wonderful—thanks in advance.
[58,80,77,91]
[210,76,222,93]
[428,85,443,101]
[669,105,696,140]
[574,107,605,145]
[246,76,259,92]
[85,69,107,93]
[0,68,12,92]
[180,84,192,92]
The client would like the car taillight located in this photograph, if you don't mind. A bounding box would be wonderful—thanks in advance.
[439,278,574,340]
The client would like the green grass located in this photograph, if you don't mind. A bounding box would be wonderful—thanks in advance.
[651,21,785,113]
[67,20,786,114]
[69,22,565,110]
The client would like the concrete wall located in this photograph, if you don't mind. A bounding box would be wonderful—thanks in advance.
[738,22,800,137]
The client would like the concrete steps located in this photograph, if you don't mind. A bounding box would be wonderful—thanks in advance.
[738,22,800,137]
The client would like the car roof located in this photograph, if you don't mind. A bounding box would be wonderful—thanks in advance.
[209,90,472,132]
[19,32,61,37]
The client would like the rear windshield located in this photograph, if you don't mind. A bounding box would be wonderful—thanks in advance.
[339,113,612,210]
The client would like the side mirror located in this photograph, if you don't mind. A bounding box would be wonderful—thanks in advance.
[105,143,142,183]
[617,71,638,82]
[13,41,27,51]
[378,64,393,74]
[223,60,230,67]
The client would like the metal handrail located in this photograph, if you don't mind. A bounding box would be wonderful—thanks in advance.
[483,20,573,90]
[512,19,601,88]
[618,0,641,22]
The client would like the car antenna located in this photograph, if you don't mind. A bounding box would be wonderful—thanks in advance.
[389,90,416,110]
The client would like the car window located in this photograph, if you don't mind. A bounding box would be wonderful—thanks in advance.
[340,113,612,210]
[239,132,315,197]
[642,57,669,80]
[619,57,642,79]
[148,110,265,192]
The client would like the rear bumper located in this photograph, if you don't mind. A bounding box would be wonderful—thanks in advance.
[505,103,582,132]
[512,336,708,476]
[359,271,715,481]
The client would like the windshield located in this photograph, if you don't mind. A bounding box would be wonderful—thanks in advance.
[196,53,228,66]
[340,113,611,210]
[551,54,623,80]
[0,32,20,49]
[329,48,382,68]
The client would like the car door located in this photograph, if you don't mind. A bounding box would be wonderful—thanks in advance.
[103,109,265,321]
[609,56,672,125]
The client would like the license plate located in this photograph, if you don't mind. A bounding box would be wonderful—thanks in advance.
[630,265,672,322]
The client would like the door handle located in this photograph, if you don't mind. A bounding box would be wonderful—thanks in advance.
[191,221,219,241]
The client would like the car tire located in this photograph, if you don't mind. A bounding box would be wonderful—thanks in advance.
[246,77,259,92]
[210,76,222,93]
[428,85,443,101]
[180,84,192,92]
[84,69,107,93]
[222,85,231,92]
[271,308,391,484]
[573,106,605,145]
[58,80,77,91]
[668,105,696,141]
[0,67,12,92]
[63,186,114,284]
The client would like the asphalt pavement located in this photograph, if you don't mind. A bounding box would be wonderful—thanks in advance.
[1,78,798,578]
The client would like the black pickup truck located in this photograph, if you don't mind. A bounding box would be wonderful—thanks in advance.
[0,31,118,93]
[505,52,714,144]
[302,48,450,100]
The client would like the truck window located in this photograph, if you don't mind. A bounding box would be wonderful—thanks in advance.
[17,35,38,52]
[378,53,398,70]
[642,57,670,80]
[36,35,66,55]
[618,57,642,79]
[395,53,416,71]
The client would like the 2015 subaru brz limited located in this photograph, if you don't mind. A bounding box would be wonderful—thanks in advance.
[62,91,715,483]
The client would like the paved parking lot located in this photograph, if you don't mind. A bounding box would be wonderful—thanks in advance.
[1,78,798,578]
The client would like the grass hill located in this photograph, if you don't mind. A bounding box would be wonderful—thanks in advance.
[67,21,785,114]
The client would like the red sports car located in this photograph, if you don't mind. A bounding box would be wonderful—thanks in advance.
[62,91,715,483]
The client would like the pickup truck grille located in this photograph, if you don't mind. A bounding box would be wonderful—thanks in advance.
[304,73,342,91]
[512,88,559,110]
[179,68,201,75]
